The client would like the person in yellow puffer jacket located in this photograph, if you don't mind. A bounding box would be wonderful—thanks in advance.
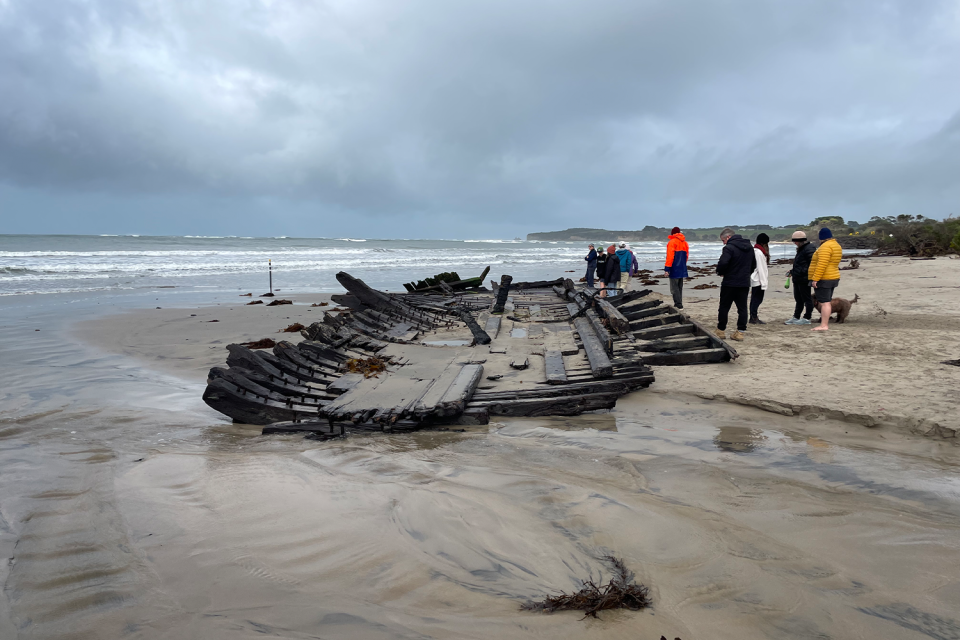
[808,227,843,331]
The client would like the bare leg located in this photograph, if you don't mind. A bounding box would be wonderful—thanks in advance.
[813,302,831,331]
[599,282,606,299]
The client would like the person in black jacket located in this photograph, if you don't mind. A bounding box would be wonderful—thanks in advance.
[595,248,608,294]
[602,245,621,298]
[714,228,757,341]
[785,230,817,324]
[584,244,597,288]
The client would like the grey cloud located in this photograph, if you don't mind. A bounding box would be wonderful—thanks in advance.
[0,0,958,236]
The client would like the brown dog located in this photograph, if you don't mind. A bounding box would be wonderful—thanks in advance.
[815,293,859,323]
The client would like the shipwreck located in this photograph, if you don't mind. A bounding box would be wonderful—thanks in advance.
[202,270,737,436]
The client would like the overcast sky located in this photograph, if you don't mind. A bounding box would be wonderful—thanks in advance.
[1,0,958,238]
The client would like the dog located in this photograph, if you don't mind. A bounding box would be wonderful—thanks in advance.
[814,293,859,323]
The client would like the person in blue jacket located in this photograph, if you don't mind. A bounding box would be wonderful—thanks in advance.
[584,244,597,287]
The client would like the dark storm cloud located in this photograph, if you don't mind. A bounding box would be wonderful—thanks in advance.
[0,0,958,235]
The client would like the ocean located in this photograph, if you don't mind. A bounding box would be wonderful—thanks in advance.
[0,234,805,297]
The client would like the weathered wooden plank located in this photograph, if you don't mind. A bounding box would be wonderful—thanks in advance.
[596,298,630,335]
[607,289,652,306]
[573,316,613,378]
[629,313,683,330]
[682,314,740,361]
[622,305,671,321]
[631,323,697,340]
[437,364,484,416]
[202,378,318,425]
[585,309,613,355]
[544,350,567,385]
[640,347,730,366]
[637,335,713,352]
[555,327,580,356]
[484,315,502,338]
[492,275,513,313]
[468,392,621,417]
[617,298,663,315]
[459,310,492,345]
[326,373,366,395]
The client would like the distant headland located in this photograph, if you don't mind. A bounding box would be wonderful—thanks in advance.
[526,224,801,243]
[527,215,960,255]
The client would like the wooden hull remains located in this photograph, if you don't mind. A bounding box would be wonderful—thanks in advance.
[202,272,737,436]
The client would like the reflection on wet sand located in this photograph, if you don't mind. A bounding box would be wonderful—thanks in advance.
[713,426,767,453]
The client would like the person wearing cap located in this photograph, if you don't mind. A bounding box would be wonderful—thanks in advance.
[808,227,843,331]
[663,227,689,309]
[615,242,633,292]
[602,244,621,298]
[595,245,608,294]
[584,243,598,288]
[785,230,817,324]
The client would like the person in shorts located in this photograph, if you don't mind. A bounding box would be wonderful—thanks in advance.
[808,227,842,331]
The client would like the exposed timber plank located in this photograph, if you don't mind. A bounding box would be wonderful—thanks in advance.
[484,315,502,339]
[632,323,697,340]
[596,298,630,335]
[544,350,567,385]
[640,347,730,366]
[629,313,683,330]
[572,316,613,378]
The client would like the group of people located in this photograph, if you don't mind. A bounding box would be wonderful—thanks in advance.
[582,226,844,342]
[583,241,640,297]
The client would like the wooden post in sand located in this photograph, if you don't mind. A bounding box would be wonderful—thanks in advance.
[269,259,273,295]
[492,275,513,314]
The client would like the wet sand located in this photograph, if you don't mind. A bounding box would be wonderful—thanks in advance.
[3,260,960,639]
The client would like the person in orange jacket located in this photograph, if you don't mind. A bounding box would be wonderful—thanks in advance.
[663,227,689,309]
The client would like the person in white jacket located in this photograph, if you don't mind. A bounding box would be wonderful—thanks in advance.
[748,233,770,325]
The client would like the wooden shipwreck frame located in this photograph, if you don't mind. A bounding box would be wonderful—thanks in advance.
[202,272,738,437]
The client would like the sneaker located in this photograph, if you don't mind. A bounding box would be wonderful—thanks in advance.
[784,317,800,325]
[729,331,744,341]
[676,304,684,309]
[754,318,766,325]
[796,318,812,325]
[714,328,726,340]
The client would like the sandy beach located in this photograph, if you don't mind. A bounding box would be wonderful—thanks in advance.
[1,255,958,640]
[78,254,960,441]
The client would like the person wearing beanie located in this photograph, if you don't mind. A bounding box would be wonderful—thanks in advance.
[663,227,689,309]
[785,230,816,324]
[748,233,770,325]
[808,227,843,331]
[602,244,622,298]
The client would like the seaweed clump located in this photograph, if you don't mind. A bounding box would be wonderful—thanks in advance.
[522,556,651,618]
[240,338,277,349]
[345,356,388,378]
[280,323,306,333]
